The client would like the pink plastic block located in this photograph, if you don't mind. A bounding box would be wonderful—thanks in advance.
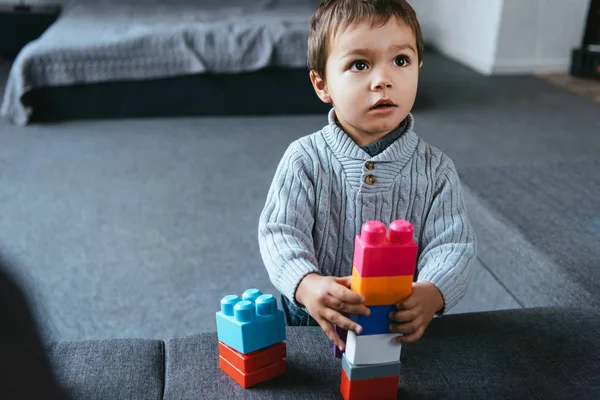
[353,220,417,278]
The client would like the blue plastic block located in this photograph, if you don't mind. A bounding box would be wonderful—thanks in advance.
[350,304,396,335]
[216,288,286,354]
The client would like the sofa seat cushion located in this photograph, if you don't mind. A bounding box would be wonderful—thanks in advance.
[163,327,341,399]
[47,339,164,400]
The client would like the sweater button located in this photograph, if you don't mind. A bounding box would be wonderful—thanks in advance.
[365,175,376,185]
[365,161,375,170]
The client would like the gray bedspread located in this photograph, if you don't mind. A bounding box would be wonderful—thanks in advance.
[1,0,317,125]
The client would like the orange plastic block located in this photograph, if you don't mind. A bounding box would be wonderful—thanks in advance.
[219,355,286,388]
[218,341,286,373]
[353,220,417,278]
[340,368,399,400]
[351,268,413,306]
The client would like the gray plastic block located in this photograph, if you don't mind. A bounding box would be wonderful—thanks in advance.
[341,353,401,381]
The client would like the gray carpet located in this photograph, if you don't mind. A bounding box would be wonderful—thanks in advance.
[460,160,600,309]
[2,50,598,343]
[413,60,600,169]
[0,111,517,342]
[0,115,308,342]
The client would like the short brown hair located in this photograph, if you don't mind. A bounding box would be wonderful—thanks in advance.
[308,0,424,79]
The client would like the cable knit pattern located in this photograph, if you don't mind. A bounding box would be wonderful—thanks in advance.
[258,108,477,313]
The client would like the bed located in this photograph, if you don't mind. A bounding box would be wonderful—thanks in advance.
[0,0,329,125]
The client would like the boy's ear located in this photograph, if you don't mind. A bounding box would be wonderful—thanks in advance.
[310,70,332,104]
[419,60,424,68]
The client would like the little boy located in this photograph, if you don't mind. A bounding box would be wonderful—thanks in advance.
[258,0,476,351]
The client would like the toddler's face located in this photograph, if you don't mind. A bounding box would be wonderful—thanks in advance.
[312,17,421,147]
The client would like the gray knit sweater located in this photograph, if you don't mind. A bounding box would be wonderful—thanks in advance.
[258,109,477,313]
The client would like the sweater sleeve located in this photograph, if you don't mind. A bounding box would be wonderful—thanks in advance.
[416,160,477,314]
[258,144,319,306]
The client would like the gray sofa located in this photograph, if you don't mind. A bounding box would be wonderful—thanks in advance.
[46,307,600,400]
[49,339,164,399]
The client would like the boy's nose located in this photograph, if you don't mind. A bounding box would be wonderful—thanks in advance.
[372,77,393,90]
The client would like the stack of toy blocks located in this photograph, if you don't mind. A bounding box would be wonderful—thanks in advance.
[340,220,417,400]
[216,288,287,388]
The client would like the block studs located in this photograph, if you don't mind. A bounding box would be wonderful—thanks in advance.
[256,294,277,316]
[234,300,256,322]
[221,295,241,316]
[242,288,263,303]
[388,220,413,244]
[361,221,387,245]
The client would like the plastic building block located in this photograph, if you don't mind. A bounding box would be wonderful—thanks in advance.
[334,324,348,358]
[340,368,399,400]
[345,331,402,365]
[353,220,417,278]
[351,268,413,306]
[218,341,286,373]
[342,353,400,381]
[216,288,286,354]
[349,304,396,336]
[219,355,286,388]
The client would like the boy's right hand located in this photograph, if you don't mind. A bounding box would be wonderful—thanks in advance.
[295,273,370,351]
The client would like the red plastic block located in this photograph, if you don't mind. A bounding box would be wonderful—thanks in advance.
[218,341,286,373]
[340,368,399,400]
[219,355,286,388]
[353,220,417,278]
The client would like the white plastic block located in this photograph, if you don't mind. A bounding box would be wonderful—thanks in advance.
[345,331,402,365]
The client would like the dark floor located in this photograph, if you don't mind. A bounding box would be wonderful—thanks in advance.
[1,51,598,342]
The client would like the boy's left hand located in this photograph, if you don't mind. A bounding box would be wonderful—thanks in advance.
[388,282,444,344]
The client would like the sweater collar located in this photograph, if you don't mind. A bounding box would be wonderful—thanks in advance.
[322,108,419,163]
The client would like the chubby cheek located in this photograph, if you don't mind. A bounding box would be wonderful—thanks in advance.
[332,74,361,95]
[328,83,356,112]
[396,80,419,108]
[335,94,363,120]
[333,76,368,107]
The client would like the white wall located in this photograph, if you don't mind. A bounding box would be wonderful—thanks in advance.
[411,0,591,75]
[411,0,505,75]
[410,0,437,43]
[493,0,591,74]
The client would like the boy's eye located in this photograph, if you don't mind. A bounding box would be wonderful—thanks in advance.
[394,55,410,67]
[350,60,368,71]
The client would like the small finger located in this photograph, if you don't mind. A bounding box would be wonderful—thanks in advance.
[343,304,371,317]
[329,283,365,304]
[389,309,416,323]
[324,297,370,317]
[396,287,417,309]
[323,308,363,335]
[335,276,352,288]
[396,297,416,310]
[396,326,425,344]
[389,321,416,335]
[317,317,345,351]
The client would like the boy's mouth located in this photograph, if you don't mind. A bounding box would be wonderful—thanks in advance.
[370,99,397,110]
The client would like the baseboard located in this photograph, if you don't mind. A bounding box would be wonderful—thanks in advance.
[492,57,572,75]
[429,44,574,76]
